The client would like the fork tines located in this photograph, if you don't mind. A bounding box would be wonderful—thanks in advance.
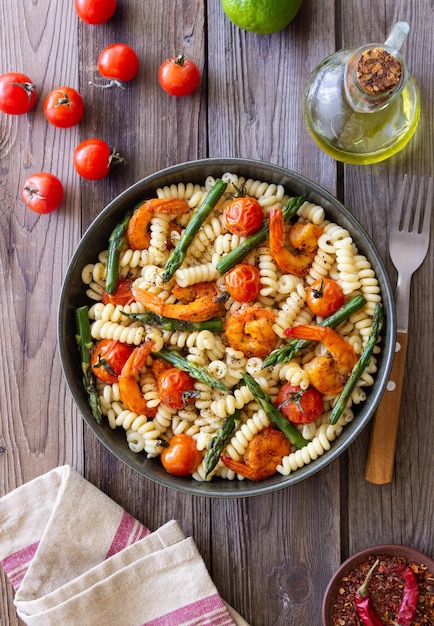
[395,174,433,235]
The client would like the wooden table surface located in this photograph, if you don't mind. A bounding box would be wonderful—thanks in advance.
[1,1,433,624]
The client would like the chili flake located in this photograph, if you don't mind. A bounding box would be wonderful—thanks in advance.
[331,555,434,625]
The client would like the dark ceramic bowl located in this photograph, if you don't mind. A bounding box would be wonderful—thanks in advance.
[322,544,434,625]
[58,158,396,497]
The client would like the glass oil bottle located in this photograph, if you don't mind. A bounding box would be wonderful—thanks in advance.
[303,23,420,164]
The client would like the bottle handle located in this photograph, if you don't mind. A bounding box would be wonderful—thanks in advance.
[384,22,410,53]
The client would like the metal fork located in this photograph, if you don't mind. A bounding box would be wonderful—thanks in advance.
[365,175,433,484]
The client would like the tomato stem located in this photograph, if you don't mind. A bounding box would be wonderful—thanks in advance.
[54,92,71,107]
[109,147,126,166]
[88,77,126,90]
[172,52,187,66]
[24,185,46,204]
[11,82,36,102]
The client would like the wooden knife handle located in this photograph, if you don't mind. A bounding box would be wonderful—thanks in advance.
[364,331,409,485]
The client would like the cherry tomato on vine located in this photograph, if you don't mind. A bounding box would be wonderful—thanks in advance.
[0,72,36,115]
[157,368,197,409]
[276,383,324,425]
[101,279,134,306]
[96,43,139,87]
[158,53,200,97]
[90,339,134,384]
[306,278,345,317]
[160,434,203,476]
[223,196,264,236]
[21,172,64,214]
[73,138,123,180]
[224,263,261,302]
[74,0,117,24]
[43,86,84,128]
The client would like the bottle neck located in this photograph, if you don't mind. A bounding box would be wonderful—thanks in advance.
[344,45,407,113]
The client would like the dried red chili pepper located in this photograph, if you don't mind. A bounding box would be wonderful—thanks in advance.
[355,559,384,626]
[386,565,419,626]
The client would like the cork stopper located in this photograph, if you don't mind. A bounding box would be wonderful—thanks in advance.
[356,47,402,95]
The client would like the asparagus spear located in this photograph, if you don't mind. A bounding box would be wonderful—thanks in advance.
[75,306,102,423]
[329,303,383,425]
[216,194,307,275]
[161,180,228,283]
[152,347,228,391]
[203,409,241,478]
[105,208,134,294]
[241,373,308,449]
[262,294,367,368]
[121,311,223,333]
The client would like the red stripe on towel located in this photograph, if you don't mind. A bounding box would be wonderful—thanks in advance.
[1,541,39,591]
[142,593,235,625]
[105,511,149,559]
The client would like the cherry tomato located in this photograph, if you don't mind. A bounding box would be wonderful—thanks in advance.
[276,384,324,425]
[43,86,84,128]
[158,53,200,97]
[157,368,196,409]
[21,172,64,214]
[223,196,264,236]
[97,44,139,83]
[306,278,345,317]
[74,0,117,24]
[0,72,36,115]
[73,138,122,180]
[160,434,203,476]
[101,279,134,306]
[224,263,261,302]
[90,339,134,383]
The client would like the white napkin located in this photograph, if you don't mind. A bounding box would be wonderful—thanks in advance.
[0,465,249,626]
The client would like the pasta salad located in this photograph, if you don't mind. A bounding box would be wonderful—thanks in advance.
[78,171,382,482]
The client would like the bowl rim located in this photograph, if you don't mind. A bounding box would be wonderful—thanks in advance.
[58,157,396,498]
[321,543,434,625]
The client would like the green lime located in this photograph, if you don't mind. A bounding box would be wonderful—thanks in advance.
[221,0,303,35]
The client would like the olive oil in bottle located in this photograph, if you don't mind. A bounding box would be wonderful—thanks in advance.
[303,23,420,164]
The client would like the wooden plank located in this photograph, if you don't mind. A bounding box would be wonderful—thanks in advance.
[0,3,83,624]
[76,0,214,614]
[340,0,434,559]
[207,1,340,623]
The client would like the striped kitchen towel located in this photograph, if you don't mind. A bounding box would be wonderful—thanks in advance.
[0,465,249,626]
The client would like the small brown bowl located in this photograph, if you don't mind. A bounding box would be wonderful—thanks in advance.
[322,544,434,625]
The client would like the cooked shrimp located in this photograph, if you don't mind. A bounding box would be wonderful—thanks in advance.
[285,325,357,395]
[221,427,291,481]
[269,208,321,277]
[225,307,277,358]
[132,280,225,322]
[118,340,157,417]
[126,198,190,250]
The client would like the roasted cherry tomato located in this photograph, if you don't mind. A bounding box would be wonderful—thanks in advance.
[97,43,139,84]
[306,278,345,317]
[21,172,64,214]
[276,384,324,425]
[101,279,134,306]
[90,339,134,383]
[158,53,200,97]
[157,367,197,409]
[0,72,36,115]
[74,0,117,24]
[224,263,261,302]
[43,86,84,128]
[73,138,122,180]
[223,196,264,236]
[160,433,203,476]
